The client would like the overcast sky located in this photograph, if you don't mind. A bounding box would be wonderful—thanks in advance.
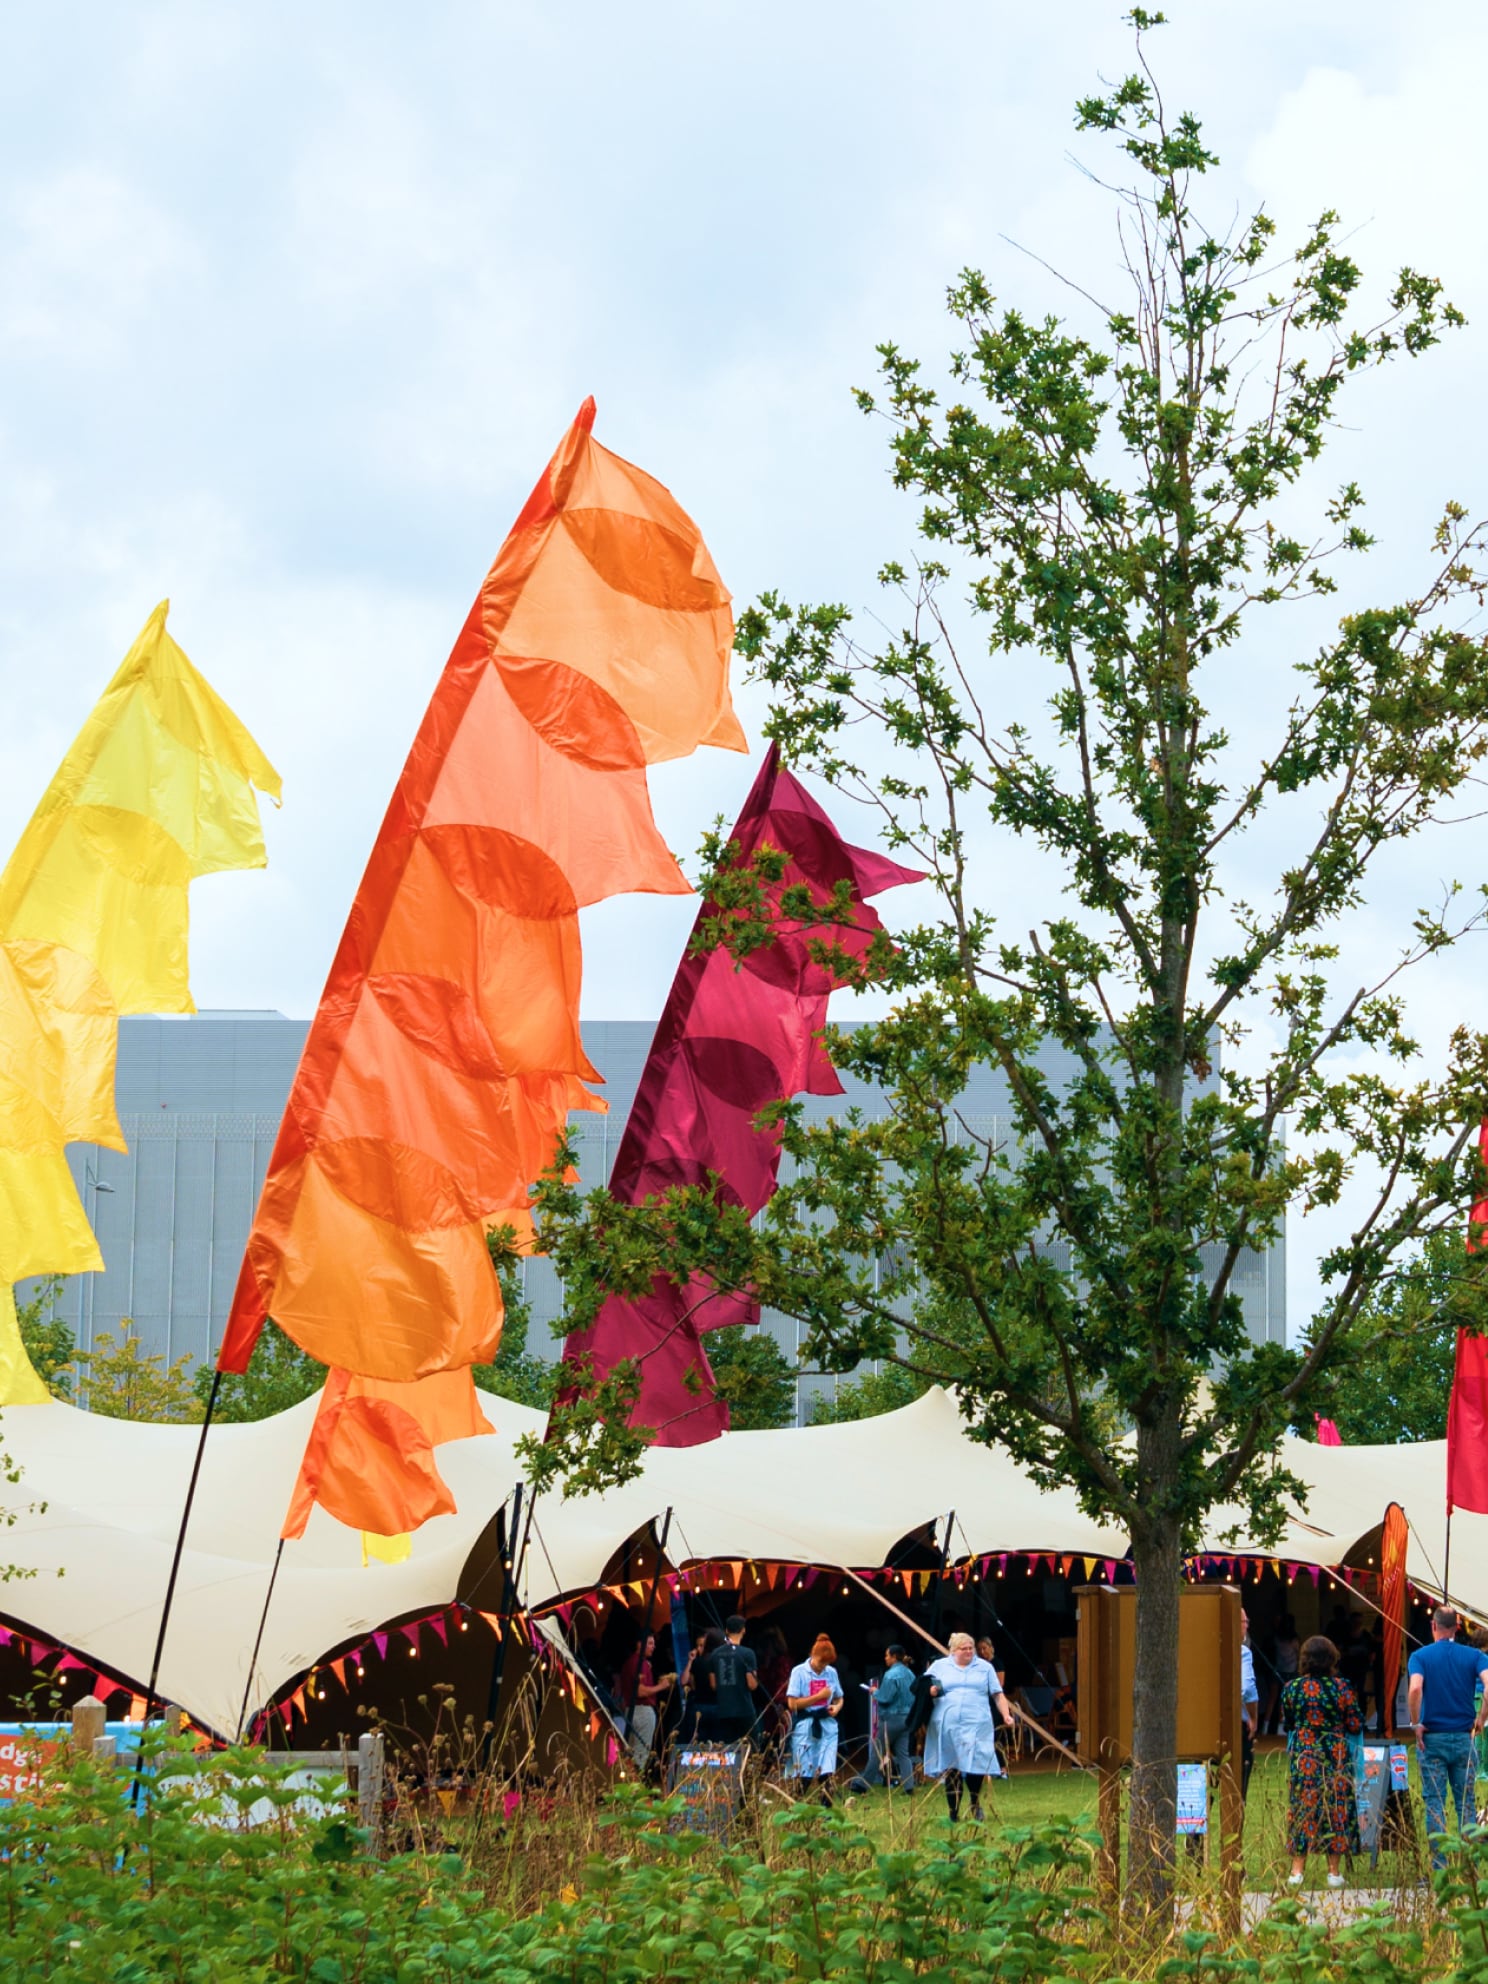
[2,2,1485,1340]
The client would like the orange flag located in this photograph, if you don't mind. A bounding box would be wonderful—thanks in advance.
[218,401,743,1540]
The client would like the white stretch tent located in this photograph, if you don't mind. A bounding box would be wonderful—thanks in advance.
[0,1386,1464,1735]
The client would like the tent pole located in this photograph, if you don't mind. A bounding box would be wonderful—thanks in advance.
[481,1483,525,1759]
[928,1509,955,1644]
[831,1557,1084,1770]
[236,1536,285,1740]
[622,1507,673,1749]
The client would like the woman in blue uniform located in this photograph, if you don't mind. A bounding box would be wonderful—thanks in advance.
[924,1631,1014,1822]
[786,1635,845,1799]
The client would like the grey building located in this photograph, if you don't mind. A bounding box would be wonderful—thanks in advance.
[22,1012,1286,1419]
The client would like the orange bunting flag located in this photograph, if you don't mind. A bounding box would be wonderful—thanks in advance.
[219,400,744,1541]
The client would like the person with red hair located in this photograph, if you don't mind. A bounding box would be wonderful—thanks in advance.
[786,1635,845,1797]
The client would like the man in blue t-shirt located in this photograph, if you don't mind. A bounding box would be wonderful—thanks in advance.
[1407,1605,1488,1867]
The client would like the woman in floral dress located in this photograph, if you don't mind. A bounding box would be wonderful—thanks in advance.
[1280,1635,1363,1888]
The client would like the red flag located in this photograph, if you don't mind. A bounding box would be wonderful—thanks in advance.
[555,743,921,1444]
[1448,1120,1488,1515]
[1314,1416,1342,1446]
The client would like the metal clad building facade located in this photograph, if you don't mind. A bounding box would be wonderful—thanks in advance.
[23,1013,1286,1417]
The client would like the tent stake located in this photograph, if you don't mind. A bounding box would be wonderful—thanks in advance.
[237,1536,285,1740]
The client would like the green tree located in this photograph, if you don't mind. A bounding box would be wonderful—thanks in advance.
[1305,1229,1474,1445]
[810,1364,926,1426]
[537,16,1488,1898]
[472,1253,556,1411]
[709,1327,797,1430]
[15,1277,74,1399]
[200,1320,323,1423]
[77,1323,200,1423]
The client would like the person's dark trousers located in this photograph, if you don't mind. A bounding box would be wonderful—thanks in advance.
[1241,1723,1254,1802]
[863,1715,914,1791]
[1421,1731,1477,1869]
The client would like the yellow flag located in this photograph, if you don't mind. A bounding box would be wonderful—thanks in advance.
[361,1532,413,1566]
[0,603,279,1399]
[0,600,281,1012]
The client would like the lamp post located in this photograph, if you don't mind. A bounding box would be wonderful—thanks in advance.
[81,1164,115,1372]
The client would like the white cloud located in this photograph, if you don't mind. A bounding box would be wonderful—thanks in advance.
[0,167,194,361]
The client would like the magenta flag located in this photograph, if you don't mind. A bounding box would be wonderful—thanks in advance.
[1314,1416,1342,1446]
[556,744,921,1444]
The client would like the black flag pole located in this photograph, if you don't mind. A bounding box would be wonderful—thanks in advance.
[237,1536,287,1741]
[141,1368,223,1725]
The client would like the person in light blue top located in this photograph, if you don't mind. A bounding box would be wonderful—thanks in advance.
[786,1635,844,1797]
[924,1631,1014,1822]
[856,1645,916,1792]
[1240,1609,1260,1799]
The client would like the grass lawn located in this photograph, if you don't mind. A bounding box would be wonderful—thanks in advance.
[836,1744,1455,1894]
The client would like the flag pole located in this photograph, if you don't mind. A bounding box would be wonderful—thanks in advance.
[1445,1503,1453,1608]
[131,1368,223,1805]
[237,1536,286,1740]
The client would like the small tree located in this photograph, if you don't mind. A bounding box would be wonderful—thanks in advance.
[538,15,1488,1900]
[77,1324,199,1424]
[811,1365,926,1426]
[472,1247,556,1411]
[1305,1230,1474,1445]
[15,1277,74,1399]
[200,1320,322,1423]
[709,1328,797,1430]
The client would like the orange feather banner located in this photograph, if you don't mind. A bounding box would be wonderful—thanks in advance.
[217,400,743,1540]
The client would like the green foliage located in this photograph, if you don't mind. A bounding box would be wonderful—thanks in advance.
[1304,1229,1473,1445]
[1,1739,1482,1981]
[472,1240,556,1410]
[0,1732,506,1982]
[76,1322,200,1423]
[15,1276,74,1399]
[811,1363,927,1424]
[709,1325,798,1429]
[201,1320,324,1423]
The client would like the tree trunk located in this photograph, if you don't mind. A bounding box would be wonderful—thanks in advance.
[1126,1425,1184,1914]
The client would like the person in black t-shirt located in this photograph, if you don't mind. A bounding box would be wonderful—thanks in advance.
[699,1614,759,1742]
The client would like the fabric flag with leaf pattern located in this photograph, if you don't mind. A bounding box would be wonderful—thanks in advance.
[217,399,745,1547]
[0,603,280,1401]
[554,742,921,1445]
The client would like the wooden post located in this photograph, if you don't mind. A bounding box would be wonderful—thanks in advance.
[358,1731,385,1856]
[92,1736,117,1767]
[162,1703,186,1736]
[70,1694,106,1755]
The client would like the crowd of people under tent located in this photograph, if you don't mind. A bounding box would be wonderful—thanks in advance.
[557,1577,1488,1872]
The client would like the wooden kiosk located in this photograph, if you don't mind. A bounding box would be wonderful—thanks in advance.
[1076,1584,1243,1922]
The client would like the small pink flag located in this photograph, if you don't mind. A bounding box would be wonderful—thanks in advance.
[1315,1416,1343,1446]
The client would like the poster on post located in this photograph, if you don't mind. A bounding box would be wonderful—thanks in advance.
[666,1744,747,1837]
[1176,1762,1208,1836]
[1355,1744,1392,1864]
